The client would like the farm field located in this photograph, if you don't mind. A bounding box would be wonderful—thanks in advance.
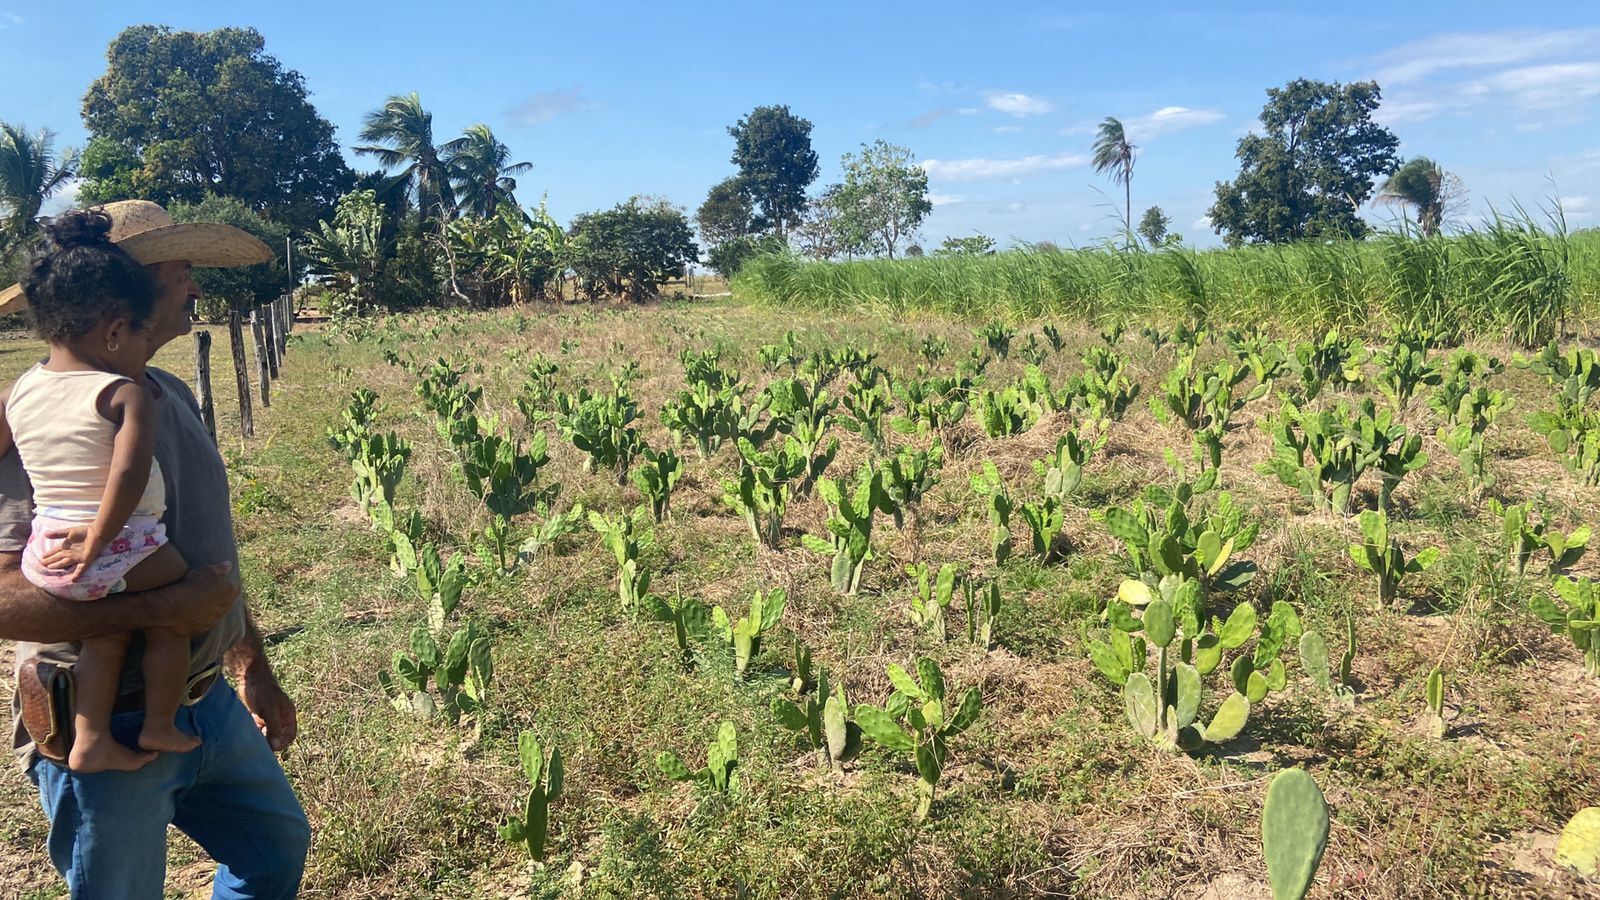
[2,299,1600,898]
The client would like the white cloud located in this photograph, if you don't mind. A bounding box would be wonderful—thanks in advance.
[994,125,1023,134]
[1470,62,1600,109]
[0,13,22,27]
[506,88,592,126]
[1369,29,1600,85]
[1122,106,1226,141]
[984,92,1055,117]
[1560,196,1591,212]
[1191,215,1213,231]
[921,153,1087,181]
[40,178,81,217]
[1373,97,1446,126]
[927,192,965,207]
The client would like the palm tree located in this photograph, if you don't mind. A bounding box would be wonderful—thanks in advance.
[1091,117,1137,231]
[442,124,532,220]
[0,123,78,265]
[354,94,456,226]
[1377,157,1465,238]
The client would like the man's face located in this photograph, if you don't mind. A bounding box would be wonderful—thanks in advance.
[143,260,200,351]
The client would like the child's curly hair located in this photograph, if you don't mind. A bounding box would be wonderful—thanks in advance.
[22,209,156,344]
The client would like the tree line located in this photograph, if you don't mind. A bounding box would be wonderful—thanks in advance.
[1,25,1476,315]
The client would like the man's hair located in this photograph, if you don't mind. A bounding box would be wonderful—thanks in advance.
[22,209,156,344]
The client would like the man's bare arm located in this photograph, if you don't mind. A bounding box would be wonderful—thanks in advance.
[0,551,239,643]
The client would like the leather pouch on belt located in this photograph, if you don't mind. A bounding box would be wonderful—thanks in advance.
[17,656,74,762]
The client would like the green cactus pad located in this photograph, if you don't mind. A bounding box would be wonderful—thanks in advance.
[1124,672,1158,738]
[1556,806,1600,877]
[1202,692,1250,743]
[1262,768,1330,900]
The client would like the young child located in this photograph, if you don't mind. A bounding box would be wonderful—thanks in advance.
[0,210,197,773]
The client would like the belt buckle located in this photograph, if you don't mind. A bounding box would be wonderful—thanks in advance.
[182,663,222,706]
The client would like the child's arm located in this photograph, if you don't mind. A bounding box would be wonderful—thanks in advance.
[39,380,156,580]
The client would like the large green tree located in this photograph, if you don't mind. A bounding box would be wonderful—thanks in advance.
[170,195,289,319]
[443,124,531,220]
[79,25,352,232]
[696,176,755,249]
[1377,156,1465,238]
[834,140,932,260]
[1209,79,1399,246]
[0,124,77,271]
[356,93,456,226]
[568,196,698,301]
[727,105,819,239]
[1091,117,1136,229]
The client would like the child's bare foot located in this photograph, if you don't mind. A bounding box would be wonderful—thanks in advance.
[69,733,157,773]
[138,722,200,754]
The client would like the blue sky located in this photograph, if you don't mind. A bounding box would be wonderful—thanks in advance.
[2,2,1598,250]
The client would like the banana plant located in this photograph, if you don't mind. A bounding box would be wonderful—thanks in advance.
[1530,576,1600,678]
[1348,510,1439,606]
[803,466,888,595]
[970,462,1014,565]
[880,441,943,529]
[1034,429,1105,501]
[589,508,652,611]
[710,588,787,679]
[772,664,861,772]
[855,657,983,820]
[1489,499,1590,575]
[962,577,1001,650]
[498,732,563,862]
[640,593,709,667]
[632,446,684,523]
[907,562,958,639]
[657,722,739,796]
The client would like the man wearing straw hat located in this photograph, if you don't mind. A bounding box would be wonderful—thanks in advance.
[0,200,309,898]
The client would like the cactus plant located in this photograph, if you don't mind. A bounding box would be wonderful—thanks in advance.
[840,378,892,454]
[458,429,552,573]
[978,320,1015,358]
[880,441,943,529]
[890,374,970,435]
[1151,355,1260,431]
[722,436,827,548]
[1262,768,1330,900]
[589,508,652,611]
[803,465,888,595]
[1097,476,1258,597]
[970,462,1014,565]
[711,588,787,679]
[1556,807,1600,878]
[632,446,684,523]
[556,384,644,484]
[1489,499,1589,575]
[1020,496,1064,561]
[1348,510,1439,606]
[975,384,1042,438]
[1529,576,1600,678]
[1297,618,1356,705]
[1064,345,1139,424]
[907,562,958,639]
[855,657,983,820]
[640,594,709,666]
[1034,429,1105,501]
[517,502,586,564]
[962,577,1001,650]
[379,618,493,721]
[772,666,861,772]
[499,732,564,862]
[1425,666,1447,737]
[657,722,740,795]
[1373,331,1440,411]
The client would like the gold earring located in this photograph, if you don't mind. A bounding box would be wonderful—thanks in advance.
[106,340,119,352]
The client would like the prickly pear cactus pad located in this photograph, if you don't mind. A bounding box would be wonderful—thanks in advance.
[1557,807,1600,878]
[1262,768,1330,900]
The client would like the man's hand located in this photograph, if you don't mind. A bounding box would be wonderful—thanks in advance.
[240,666,297,753]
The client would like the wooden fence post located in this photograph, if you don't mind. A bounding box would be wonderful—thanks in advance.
[227,313,253,438]
[263,303,281,377]
[271,298,287,366]
[251,311,271,407]
[192,330,216,443]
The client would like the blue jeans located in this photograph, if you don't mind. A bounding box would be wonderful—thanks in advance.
[28,678,309,899]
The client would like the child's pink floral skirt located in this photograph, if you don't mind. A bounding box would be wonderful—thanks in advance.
[22,510,169,601]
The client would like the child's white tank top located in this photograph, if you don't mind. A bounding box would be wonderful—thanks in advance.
[7,364,166,520]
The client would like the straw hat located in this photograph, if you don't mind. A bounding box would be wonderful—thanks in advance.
[0,199,275,315]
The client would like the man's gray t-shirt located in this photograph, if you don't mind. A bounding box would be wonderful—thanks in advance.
[4,366,246,765]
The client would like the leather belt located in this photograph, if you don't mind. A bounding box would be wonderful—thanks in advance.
[111,662,223,715]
